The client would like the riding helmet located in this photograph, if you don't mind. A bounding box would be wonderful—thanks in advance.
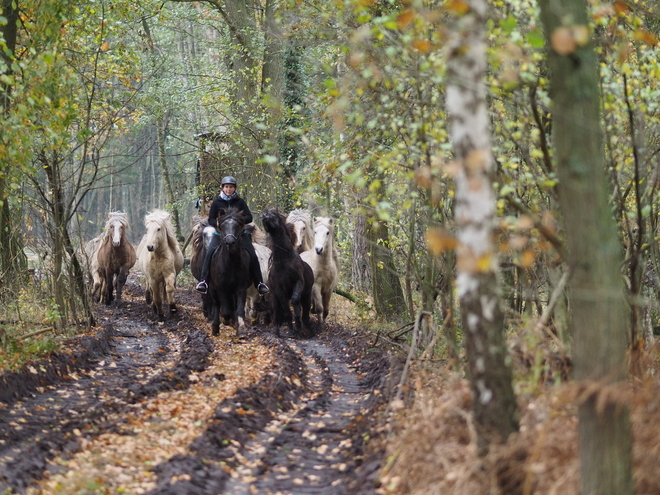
[221,176,237,186]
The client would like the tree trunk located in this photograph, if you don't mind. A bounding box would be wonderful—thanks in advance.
[41,152,66,330]
[445,0,518,451]
[367,218,408,321]
[538,0,633,493]
[352,211,371,293]
[156,116,184,243]
[0,0,27,288]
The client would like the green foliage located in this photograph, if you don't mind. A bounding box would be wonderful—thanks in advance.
[0,336,60,372]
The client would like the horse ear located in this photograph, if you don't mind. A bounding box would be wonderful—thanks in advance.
[218,208,226,216]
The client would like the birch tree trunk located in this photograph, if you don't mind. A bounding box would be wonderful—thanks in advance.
[538,0,633,492]
[445,0,518,451]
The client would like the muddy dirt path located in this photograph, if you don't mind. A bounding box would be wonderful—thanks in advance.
[0,279,396,494]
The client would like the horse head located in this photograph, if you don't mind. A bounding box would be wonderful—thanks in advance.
[261,208,281,233]
[106,212,128,248]
[313,217,334,255]
[218,208,246,249]
[144,210,172,253]
[286,209,313,253]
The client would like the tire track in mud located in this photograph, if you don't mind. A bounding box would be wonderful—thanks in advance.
[222,337,372,495]
[0,300,212,494]
[1,281,396,494]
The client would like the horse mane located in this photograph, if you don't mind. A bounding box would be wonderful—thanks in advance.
[313,216,332,230]
[192,216,209,251]
[285,221,297,246]
[246,223,268,245]
[145,209,179,251]
[287,208,311,224]
[218,206,246,225]
[103,211,129,238]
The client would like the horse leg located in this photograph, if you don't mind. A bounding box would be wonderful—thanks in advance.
[211,304,220,336]
[272,295,287,337]
[165,273,177,313]
[311,285,323,321]
[152,283,164,321]
[291,280,304,333]
[103,269,114,305]
[115,266,129,302]
[321,289,332,322]
[202,293,213,321]
[301,289,313,337]
[235,289,248,339]
[91,269,103,302]
[145,282,153,305]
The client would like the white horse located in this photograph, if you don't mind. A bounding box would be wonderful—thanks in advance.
[246,240,271,321]
[301,217,339,325]
[84,235,103,301]
[286,209,314,253]
[137,210,184,321]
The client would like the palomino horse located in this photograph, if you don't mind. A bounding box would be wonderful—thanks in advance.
[301,217,339,325]
[84,235,103,300]
[261,208,314,337]
[205,208,252,338]
[85,212,136,305]
[136,210,184,321]
[286,209,314,253]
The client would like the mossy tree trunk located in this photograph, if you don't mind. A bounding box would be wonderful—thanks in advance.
[538,0,633,493]
[0,0,27,290]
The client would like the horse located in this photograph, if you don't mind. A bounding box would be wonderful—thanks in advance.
[85,212,136,305]
[245,229,272,322]
[286,209,314,253]
[205,208,253,338]
[136,209,184,321]
[190,216,216,320]
[191,217,271,324]
[301,217,340,325]
[261,208,314,337]
[84,235,103,301]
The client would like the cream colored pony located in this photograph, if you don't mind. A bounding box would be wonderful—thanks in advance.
[301,217,339,325]
[286,209,314,253]
[137,210,184,321]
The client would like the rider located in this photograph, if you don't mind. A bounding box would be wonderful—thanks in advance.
[195,176,270,296]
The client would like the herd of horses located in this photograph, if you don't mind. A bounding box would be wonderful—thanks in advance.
[84,207,339,339]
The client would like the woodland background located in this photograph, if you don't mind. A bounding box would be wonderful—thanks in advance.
[1,0,660,493]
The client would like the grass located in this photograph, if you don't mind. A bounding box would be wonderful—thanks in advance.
[0,336,61,372]
[0,283,70,373]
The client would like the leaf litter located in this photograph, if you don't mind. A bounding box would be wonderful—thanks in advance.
[1,275,397,495]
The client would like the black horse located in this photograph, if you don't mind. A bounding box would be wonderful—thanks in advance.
[260,208,314,337]
[207,208,251,338]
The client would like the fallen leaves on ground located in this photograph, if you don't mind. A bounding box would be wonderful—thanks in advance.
[27,303,274,495]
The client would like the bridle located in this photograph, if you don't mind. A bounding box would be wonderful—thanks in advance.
[220,217,242,245]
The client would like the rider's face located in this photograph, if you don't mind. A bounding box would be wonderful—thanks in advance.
[222,184,236,195]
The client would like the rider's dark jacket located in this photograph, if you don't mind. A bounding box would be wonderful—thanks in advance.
[207,195,252,229]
